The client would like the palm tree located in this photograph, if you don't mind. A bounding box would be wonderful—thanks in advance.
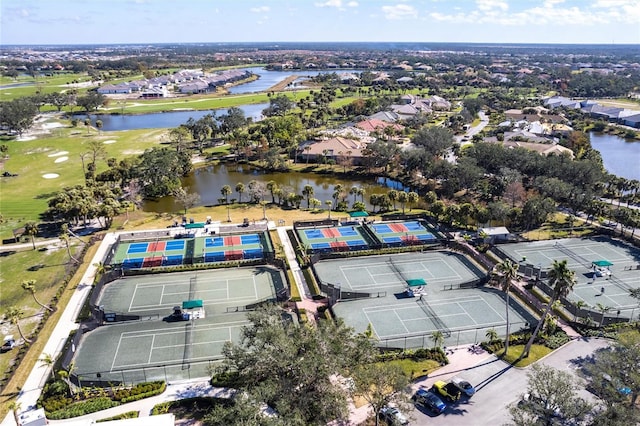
[595,303,612,328]
[266,180,278,203]
[221,185,232,204]
[57,362,76,397]
[495,258,518,354]
[22,280,54,312]
[60,224,78,264]
[485,328,498,342]
[430,330,444,349]
[573,300,587,322]
[302,185,314,209]
[387,189,398,210]
[522,259,576,358]
[407,191,419,211]
[349,186,359,204]
[357,187,366,203]
[7,401,21,426]
[325,200,333,219]
[40,352,55,368]
[235,182,245,203]
[24,221,38,249]
[397,191,408,214]
[5,306,31,343]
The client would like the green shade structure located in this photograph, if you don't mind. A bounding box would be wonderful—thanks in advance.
[184,222,206,229]
[592,260,614,267]
[406,278,427,287]
[348,211,369,217]
[182,299,203,309]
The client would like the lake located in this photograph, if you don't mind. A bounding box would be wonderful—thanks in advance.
[91,103,268,131]
[142,163,409,213]
[590,132,640,181]
[227,67,357,94]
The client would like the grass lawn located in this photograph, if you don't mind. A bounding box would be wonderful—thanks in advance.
[0,72,96,101]
[386,358,442,381]
[497,344,553,367]
[0,241,98,421]
[0,240,85,385]
[521,212,597,241]
[0,121,166,238]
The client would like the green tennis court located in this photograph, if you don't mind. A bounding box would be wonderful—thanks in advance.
[73,266,286,385]
[313,251,483,292]
[315,251,532,349]
[296,225,373,252]
[97,267,280,316]
[495,236,640,317]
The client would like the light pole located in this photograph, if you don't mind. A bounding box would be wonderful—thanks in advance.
[226,204,231,223]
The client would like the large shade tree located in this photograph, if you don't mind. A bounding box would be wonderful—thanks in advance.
[220,305,374,425]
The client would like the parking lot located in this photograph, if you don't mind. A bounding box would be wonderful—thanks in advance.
[403,338,610,425]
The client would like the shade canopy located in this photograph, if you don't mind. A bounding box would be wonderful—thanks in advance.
[406,278,427,287]
[349,211,369,217]
[182,299,203,309]
[184,223,205,229]
[592,260,613,267]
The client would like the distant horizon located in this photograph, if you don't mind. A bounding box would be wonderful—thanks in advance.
[2,41,639,49]
[2,0,639,46]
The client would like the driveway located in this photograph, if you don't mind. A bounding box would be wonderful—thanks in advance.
[407,338,611,425]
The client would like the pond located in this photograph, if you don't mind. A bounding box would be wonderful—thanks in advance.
[89,103,268,131]
[227,67,358,94]
[589,132,640,181]
[142,163,410,213]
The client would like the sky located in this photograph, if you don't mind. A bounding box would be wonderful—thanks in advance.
[1,0,639,46]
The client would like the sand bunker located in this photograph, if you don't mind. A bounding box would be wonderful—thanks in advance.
[47,151,69,157]
[54,156,69,163]
[42,173,60,179]
[103,139,117,144]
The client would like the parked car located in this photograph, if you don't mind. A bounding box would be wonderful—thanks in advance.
[379,406,409,426]
[518,393,561,420]
[1,335,15,353]
[412,389,446,415]
[433,380,462,402]
[451,377,476,397]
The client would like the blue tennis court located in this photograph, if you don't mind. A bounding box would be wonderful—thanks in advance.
[205,237,225,248]
[165,240,185,251]
[127,243,149,254]
[241,235,260,244]
[405,221,424,231]
[304,229,324,239]
[337,227,359,236]
[372,224,392,234]
[311,242,331,249]
[384,236,402,244]
[164,255,183,266]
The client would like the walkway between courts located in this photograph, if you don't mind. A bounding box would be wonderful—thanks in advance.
[275,226,323,324]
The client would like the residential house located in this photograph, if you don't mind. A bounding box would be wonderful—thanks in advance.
[299,137,367,165]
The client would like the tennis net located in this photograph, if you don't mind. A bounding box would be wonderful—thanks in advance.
[418,298,451,337]
[189,275,197,300]
[182,320,194,370]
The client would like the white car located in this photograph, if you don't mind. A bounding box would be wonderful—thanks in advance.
[1,335,16,352]
[379,406,409,426]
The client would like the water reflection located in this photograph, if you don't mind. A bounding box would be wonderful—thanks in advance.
[143,163,409,213]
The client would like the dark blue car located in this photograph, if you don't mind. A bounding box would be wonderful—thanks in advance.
[412,389,446,415]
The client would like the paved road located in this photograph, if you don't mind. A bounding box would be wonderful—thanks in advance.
[407,338,611,425]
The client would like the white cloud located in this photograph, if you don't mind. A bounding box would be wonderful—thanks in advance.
[250,6,270,13]
[429,0,640,26]
[346,1,359,7]
[315,0,345,8]
[476,0,509,11]
[381,4,418,20]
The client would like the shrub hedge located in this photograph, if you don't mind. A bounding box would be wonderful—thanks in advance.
[47,397,120,420]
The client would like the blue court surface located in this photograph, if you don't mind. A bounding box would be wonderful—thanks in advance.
[311,242,331,249]
[206,237,225,248]
[127,243,149,254]
[304,229,324,239]
[337,226,359,236]
[241,234,260,244]
[165,240,185,251]
[372,224,392,233]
